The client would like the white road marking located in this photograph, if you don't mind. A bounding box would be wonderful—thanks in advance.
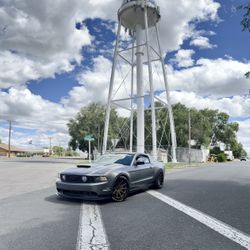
[76,203,110,250]
[147,190,250,250]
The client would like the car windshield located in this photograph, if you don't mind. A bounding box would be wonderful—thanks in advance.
[94,154,134,166]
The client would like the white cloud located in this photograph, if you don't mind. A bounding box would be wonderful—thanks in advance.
[0,56,132,148]
[167,58,250,97]
[0,88,75,148]
[157,0,220,52]
[61,56,112,109]
[0,88,70,131]
[1,53,250,148]
[0,0,221,89]
[0,51,75,89]
[0,0,120,89]
[0,127,9,145]
[160,91,250,117]
[62,55,134,111]
[171,49,195,68]
[0,125,70,150]
[190,36,217,49]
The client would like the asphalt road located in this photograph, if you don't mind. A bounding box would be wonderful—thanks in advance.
[0,158,249,250]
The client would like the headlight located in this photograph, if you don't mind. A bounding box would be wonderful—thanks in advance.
[95,176,108,182]
[61,174,66,181]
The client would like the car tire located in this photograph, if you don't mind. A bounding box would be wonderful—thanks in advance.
[153,171,164,189]
[112,176,129,202]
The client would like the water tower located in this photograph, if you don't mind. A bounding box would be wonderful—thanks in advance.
[103,0,177,162]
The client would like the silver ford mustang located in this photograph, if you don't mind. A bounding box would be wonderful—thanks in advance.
[56,153,165,202]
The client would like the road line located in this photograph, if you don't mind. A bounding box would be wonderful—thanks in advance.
[147,190,250,250]
[76,203,110,250]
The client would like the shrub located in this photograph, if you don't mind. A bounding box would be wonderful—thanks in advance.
[210,147,221,155]
[217,153,227,162]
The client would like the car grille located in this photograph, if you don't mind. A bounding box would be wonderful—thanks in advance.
[57,189,97,197]
[60,174,95,183]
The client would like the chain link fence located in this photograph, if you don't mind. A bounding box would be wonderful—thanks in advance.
[113,145,209,163]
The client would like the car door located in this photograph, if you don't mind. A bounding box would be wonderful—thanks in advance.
[128,154,154,189]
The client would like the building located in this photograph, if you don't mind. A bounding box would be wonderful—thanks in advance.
[0,143,26,157]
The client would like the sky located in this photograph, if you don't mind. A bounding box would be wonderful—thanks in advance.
[0,0,250,154]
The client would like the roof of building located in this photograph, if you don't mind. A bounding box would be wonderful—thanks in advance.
[0,143,25,152]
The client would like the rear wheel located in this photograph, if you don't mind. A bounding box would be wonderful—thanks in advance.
[112,176,129,202]
[153,171,164,189]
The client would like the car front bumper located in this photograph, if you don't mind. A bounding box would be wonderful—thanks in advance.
[56,179,112,200]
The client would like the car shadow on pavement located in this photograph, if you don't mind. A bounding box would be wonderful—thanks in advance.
[45,194,96,206]
[45,188,149,206]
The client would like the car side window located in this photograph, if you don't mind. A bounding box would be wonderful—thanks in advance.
[135,155,150,165]
[143,156,150,164]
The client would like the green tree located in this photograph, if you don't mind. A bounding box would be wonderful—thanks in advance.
[239,3,250,78]
[68,103,122,152]
[239,3,250,31]
[230,141,247,158]
[211,112,239,149]
[156,104,215,148]
[64,147,79,157]
[68,102,246,158]
[52,146,65,156]
[155,103,244,153]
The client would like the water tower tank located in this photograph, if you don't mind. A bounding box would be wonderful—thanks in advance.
[118,0,160,31]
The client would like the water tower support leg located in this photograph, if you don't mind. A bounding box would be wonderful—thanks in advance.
[144,6,157,159]
[155,24,177,163]
[103,22,122,154]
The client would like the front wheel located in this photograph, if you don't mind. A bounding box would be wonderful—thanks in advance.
[112,176,129,202]
[153,171,164,189]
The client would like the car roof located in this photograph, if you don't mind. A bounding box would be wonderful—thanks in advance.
[102,152,150,157]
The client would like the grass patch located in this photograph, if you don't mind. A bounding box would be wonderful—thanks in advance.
[165,163,185,169]
[165,162,202,170]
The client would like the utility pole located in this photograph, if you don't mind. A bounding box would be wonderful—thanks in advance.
[8,120,12,158]
[49,137,52,156]
[97,124,100,152]
[188,110,191,164]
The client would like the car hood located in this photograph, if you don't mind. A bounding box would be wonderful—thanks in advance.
[60,163,124,176]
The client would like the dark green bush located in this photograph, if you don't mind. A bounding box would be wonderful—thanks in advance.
[210,147,221,155]
[217,153,227,162]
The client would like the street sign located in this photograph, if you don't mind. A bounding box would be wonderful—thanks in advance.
[84,135,95,163]
[84,135,95,142]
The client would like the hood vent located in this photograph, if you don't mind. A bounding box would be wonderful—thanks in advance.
[77,164,91,168]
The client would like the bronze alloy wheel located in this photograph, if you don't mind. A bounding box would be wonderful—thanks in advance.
[112,177,129,202]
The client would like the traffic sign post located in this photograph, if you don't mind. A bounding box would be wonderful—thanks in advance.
[88,140,91,163]
[84,135,95,163]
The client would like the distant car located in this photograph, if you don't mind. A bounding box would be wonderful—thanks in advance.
[240,156,247,161]
[56,153,165,202]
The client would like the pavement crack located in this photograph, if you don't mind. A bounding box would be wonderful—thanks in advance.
[89,205,98,250]
[77,204,109,250]
[89,220,96,249]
